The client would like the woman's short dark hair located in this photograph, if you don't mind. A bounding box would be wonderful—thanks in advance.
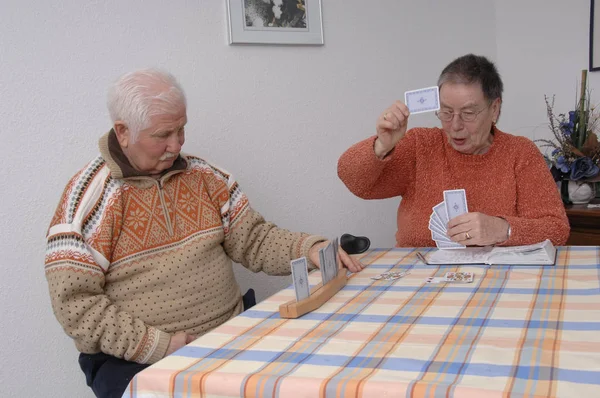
[437,54,503,102]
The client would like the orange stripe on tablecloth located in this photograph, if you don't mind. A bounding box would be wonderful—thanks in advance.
[313,295,600,310]
[352,267,452,398]
[244,248,403,398]
[405,268,507,397]
[267,249,401,398]
[304,253,448,397]
[520,248,571,397]
[503,248,572,397]
[167,250,392,397]
[503,263,544,397]
[542,247,570,397]
[167,317,288,397]
[193,320,294,397]
[241,248,395,398]
[503,263,544,396]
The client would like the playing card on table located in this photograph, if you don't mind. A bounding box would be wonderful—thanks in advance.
[443,271,474,283]
[426,272,474,284]
[371,271,410,281]
[290,258,310,302]
[444,189,468,221]
[404,86,440,114]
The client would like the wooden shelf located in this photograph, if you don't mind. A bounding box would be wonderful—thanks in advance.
[565,199,600,245]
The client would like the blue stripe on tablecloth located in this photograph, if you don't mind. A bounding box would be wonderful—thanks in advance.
[411,266,508,396]
[270,256,421,398]
[510,252,568,395]
[238,310,600,330]
[171,347,600,385]
[264,285,600,295]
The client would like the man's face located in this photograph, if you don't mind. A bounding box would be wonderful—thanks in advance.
[119,104,187,176]
[439,82,500,155]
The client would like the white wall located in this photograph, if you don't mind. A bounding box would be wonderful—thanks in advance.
[0,1,595,397]
[495,0,599,140]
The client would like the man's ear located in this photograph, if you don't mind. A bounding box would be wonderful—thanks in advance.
[113,121,130,148]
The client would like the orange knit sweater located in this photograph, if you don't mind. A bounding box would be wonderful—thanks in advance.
[338,127,570,247]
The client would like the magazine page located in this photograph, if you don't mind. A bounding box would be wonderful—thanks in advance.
[425,240,556,265]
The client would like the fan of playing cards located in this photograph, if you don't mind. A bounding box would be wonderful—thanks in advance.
[429,189,469,250]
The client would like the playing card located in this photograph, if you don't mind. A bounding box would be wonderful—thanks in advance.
[429,220,447,238]
[319,241,337,285]
[426,272,474,284]
[435,239,466,250]
[319,248,329,284]
[404,86,440,114]
[430,213,445,232]
[443,271,474,283]
[332,237,339,273]
[324,240,338,280]
[432,230,453,242]
[290,258,310,302]
[371,271,409,281]
[444,189,468,221]
[432,202,449,227]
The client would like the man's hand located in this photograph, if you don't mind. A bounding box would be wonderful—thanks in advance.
[308,240,364,273]
[446,212,510,246]
[165,332,197,356]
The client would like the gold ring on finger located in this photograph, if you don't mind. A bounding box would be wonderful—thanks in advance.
[465,232,472,240]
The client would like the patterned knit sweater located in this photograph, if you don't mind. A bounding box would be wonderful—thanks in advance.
[338,127,570,247]
[45,131,323,364]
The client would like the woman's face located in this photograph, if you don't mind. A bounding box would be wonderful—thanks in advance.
[438,82,501,155]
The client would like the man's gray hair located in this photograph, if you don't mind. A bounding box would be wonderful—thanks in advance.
[107,68,187,142]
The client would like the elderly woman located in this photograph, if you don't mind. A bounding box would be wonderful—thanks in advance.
[338,54,569,247]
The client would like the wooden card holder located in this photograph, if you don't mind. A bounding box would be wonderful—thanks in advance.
[279,270,347,319]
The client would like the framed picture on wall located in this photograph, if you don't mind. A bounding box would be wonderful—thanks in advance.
[591,0,600,71]
[226,0,323,45]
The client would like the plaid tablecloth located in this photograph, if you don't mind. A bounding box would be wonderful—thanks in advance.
[124,247,600,398]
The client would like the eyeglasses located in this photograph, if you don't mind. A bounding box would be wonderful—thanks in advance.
[435,104,490,123]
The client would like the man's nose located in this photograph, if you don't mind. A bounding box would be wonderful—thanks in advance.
[168,133,183,152]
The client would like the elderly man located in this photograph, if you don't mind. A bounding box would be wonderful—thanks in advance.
[45,69,363,398]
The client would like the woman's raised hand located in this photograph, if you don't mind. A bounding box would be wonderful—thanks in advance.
[374,101,410,158]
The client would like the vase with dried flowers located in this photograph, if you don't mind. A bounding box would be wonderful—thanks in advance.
[536,69,600,204]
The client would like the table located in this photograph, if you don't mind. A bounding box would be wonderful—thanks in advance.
[565,200,600,245]
[124,247,600,398]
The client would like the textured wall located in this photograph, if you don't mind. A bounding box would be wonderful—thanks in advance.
[0,1,594,397]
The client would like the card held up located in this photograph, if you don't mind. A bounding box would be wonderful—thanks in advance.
[404,86,440,114]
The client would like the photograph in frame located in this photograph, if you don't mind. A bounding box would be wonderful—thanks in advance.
[227,0,324,45]
[591,0,600,71]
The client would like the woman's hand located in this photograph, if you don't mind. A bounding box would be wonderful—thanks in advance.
[374,101,410,158]
[446,212,510,246]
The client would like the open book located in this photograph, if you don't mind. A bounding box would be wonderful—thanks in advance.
[422,240,557,265]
